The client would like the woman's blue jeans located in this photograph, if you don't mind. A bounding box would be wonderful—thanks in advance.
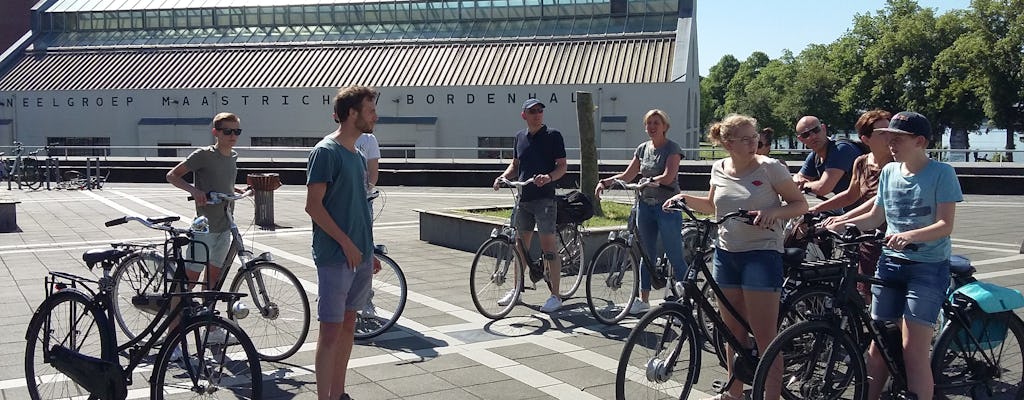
[636,201,688,291]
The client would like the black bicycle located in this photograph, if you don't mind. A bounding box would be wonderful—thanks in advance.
[750,226,1024,400]
[24,215,262,399]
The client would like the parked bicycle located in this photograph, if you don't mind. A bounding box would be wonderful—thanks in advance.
[111,189,310,361]
[355,189,409,340]
[4,141,42,190]
[25,215,262,399]
[749,226,1024,400]
[469,177,586,319]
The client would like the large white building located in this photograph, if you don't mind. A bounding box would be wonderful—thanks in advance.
[0,0,699,159]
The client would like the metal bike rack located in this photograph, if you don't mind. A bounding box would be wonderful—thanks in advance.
[85,157,101,190]
[44,156,60,190]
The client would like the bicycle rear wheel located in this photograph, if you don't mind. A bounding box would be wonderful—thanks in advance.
[111,250,168,340]
[25,290,117,400]
[931,310,1024,400]
[556,223,585,299]
[151,316,262,399]
[228,261,310,362]
[586,240,638,325]
[355,253,408,340]
[19,157,42,190]
[751,320,866,400]
[470,237,524,319]
[616,304,700,400]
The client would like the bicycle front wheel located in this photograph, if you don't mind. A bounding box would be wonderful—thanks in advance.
[152,316,262,399]
[586,241,638,325]
[556,223,585,299]
[228,261,310,362]
[751,320,866,400]
[931,310,1024,400]
[616,304,700,400]
[470,237,524,319]
[111,250,168,340]
[355,253,408,340]
[25,290,116,400]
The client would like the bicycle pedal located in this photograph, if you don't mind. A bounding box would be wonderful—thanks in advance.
[710,380,726,392]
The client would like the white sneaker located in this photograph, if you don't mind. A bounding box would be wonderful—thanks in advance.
[497,288,518,306]
[206,327,239,345]
[540,295,563,313]
[360,301,378,318]
[629,299,650,315]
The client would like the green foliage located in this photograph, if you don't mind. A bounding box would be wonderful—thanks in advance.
[463,201,632,228]
[699,0,1018,155]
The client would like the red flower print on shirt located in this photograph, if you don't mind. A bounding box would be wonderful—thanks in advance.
[752,180,763,186]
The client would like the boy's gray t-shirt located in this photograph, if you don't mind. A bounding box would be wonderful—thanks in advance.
[183,145,238,233]
[306,137,374,266]
[634,140,683,205]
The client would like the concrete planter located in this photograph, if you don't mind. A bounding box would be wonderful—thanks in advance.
[416,206,620,261]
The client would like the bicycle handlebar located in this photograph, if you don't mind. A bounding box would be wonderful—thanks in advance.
[186,188,254,204]
[104,215,190,234]
[801,187,831,202]
[497,177,535,188]
[822,225,920,251]
[663,198,759,227]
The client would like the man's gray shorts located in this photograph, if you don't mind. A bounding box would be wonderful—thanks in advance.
[316,256,373,323]
[187,230,233,272]
[514,198,557,234]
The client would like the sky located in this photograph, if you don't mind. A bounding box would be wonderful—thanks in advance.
[695,0,973,76]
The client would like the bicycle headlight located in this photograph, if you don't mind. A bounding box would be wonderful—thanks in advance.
[190,216,210,234]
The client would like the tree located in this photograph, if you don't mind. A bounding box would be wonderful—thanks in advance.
[929,10,986,156]
[966,0,1023,161]
[699,55,741,131]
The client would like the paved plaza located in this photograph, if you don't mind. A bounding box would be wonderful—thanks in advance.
[0,184,1022,399]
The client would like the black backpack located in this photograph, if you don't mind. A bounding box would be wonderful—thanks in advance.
[837,138,870,155]
[556,190,595,224]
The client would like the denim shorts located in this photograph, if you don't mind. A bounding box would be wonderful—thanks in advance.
[712,249,784,292]
[316,256,373,323]
[514,198,557,234]
[870,256,950,327]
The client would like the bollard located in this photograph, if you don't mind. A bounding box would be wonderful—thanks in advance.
[246,173,282,227]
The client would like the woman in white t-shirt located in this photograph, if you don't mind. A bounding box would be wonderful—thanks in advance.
[666,114,807,400]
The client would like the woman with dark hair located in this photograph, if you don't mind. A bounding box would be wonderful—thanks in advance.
[756,127,774,156]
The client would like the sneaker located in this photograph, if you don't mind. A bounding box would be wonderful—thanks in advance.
[207,327,239,345]
[169,346,184,362]
[540,295,562,313]
[629,299,651,315]
[497,288,518,306]
[360,300,378,318]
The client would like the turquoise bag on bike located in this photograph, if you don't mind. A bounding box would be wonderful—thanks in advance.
[950,281,1024,351]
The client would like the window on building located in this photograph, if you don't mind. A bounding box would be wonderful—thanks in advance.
[250,137,322,147]
[380,144,416,158]
[157,143,190,158]
[478,137,515,159]
[47,137,111,157]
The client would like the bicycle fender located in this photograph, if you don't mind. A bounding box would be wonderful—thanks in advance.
[243,252,274,268]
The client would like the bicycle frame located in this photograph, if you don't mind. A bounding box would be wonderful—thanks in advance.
[604,180,675,292]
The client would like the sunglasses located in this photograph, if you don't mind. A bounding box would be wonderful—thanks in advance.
[798,125,821,139]
[525,108,544,115]
[217,128,243,136]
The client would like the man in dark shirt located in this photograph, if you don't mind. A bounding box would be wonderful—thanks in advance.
[492,98,568,313]
[792,115,861,196]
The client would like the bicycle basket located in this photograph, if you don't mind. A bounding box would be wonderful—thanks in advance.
[556,190,595,224]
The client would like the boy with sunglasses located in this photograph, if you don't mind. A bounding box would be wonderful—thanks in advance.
[166,112,243,291]
[792,115,861,196]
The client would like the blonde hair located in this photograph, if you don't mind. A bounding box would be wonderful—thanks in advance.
[708,114,757,146]
[643,109,671,131]
[212,112,240,129]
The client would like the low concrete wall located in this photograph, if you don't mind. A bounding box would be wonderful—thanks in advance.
[417,207,617,259]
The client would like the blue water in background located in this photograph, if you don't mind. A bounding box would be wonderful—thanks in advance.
[941,129,1023,163]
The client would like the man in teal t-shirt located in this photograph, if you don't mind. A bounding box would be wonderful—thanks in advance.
[306,86,378,400]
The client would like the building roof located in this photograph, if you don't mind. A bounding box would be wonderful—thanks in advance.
[0,36,675,90]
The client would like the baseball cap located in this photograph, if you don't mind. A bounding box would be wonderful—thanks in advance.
[522,98,545,110]
[878,111,931,139]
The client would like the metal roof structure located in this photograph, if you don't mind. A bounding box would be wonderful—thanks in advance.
[0,36,674,90]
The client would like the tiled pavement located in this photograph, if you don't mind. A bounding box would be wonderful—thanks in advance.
[1,184,1021,399]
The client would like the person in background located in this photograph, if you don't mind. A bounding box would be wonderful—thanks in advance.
[667,114,807,400]
[756,127,774,156]
[355,133,380,190]
[595,109,687,314]
[827,111,962,400]
[813,109,893,303]
[792,116,861,196]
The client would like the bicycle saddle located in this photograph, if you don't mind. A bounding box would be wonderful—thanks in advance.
[82,248,127,268]
[950,254,975,278]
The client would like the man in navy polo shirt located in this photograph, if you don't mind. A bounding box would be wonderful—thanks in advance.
[792,115,861,196]
[492,98,568,313]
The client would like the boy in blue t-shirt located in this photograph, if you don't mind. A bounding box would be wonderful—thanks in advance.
[306,86,378,400]
[828,111,962,400]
